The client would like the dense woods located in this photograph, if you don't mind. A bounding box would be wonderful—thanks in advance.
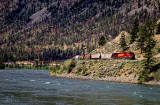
[1,0,160,62]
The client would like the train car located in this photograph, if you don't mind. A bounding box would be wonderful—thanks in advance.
[91,54,101,59]
[78,55,84,60]
[101,54,112,59]
[74,55,79,60]
[111,52,135,60]
[84,54,91,59]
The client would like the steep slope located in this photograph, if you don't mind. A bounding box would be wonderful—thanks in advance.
[92,30,160,59]
[92,31,131,54]
[1,0,160,61]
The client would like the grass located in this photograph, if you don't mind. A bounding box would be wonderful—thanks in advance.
[153,70,160,81]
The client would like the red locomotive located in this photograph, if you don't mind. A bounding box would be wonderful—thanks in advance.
[111,52,135,60]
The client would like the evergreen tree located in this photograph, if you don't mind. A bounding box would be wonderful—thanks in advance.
[120,33,127,51]
[137,26,146,53]
[0,59,5,69]
[98,35,106,46]
[138,20,156,83]
[156,22,160,34]
[130,18,139,44]
[143,20,156,70]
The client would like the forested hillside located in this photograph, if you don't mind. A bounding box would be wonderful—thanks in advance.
[1,0,160,62]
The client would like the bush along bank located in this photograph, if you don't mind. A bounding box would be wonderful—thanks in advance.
[0,62,5,69]
[51,59,140,83]
[51,59,160,85]
[5,63,50,70]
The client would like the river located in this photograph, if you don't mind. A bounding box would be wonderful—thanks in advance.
[0,69,160,105]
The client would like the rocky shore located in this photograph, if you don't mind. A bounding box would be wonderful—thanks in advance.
[54,73,160,86]
[50,59,160,86]
[54,73,138,84]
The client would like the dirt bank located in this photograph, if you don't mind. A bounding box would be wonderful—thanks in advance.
[54,73,160,86]
[50,59,160,86]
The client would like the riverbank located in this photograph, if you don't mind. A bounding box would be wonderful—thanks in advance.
[50,59,160,86]
[54,73,160,86]
[4,64,50,70]
[3,59,160,85]
[3,60,63,70]
[54,73,138,84]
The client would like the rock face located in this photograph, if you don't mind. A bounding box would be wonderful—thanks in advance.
[28,7,51,25]
[56,59,143,83]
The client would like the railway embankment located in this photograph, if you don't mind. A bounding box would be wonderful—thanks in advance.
[50,59,160,85]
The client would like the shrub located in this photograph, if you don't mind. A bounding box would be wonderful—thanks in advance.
[98,35,106,46]
[138,69,152,83]
[158,48,160,53]
[156,22,160,34]
[5,64,8,67]
[77,67,82,75]
[15,64,20,68]
[153,70,160,81]
[62,65,68,72]
[68,59,76,74]
[0,63,5,69]
[82,68,88,76]
[8,64,13,68]
[55,65,65,74]
[49,65,60,73]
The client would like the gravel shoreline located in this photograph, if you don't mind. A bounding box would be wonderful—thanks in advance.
[53,73,160,86]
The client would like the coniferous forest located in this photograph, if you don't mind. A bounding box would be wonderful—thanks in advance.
[1,0,160,62]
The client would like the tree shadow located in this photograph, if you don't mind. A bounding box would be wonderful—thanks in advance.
[150,63,160,72]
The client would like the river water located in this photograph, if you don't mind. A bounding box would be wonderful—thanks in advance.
[0,69,160,105]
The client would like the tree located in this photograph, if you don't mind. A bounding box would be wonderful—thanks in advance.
[130,18,139,44]
[0,62,5,69]
[156,22,160,34]
[138,20,156,83]
[0,59,5,69]
[143,20,156,70]
[98,35,106,46]
[137,26,146,53]
[120,33,127,51]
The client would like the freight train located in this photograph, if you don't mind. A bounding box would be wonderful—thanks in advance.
[73,52,135,60]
